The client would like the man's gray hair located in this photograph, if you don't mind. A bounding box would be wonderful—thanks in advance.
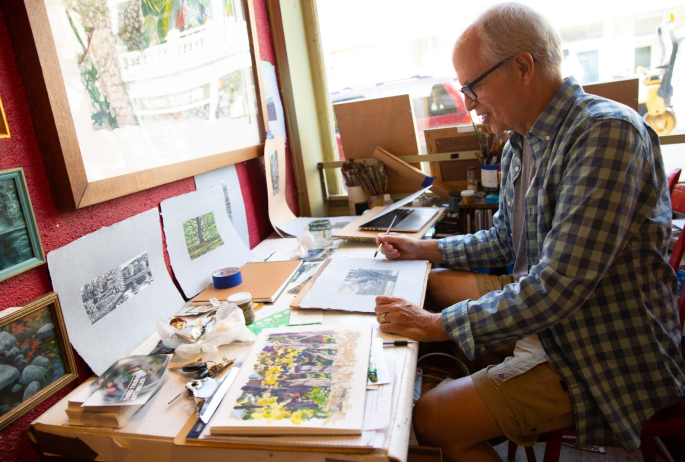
[457,3,563,80]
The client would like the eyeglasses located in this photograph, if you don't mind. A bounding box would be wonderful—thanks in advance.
[459,59,508,101]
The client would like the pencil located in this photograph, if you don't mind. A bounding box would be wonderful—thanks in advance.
[374,214,398,258]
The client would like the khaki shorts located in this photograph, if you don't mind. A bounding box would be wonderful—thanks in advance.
[470,273,575,447]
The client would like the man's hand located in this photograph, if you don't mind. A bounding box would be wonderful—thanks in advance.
[375,296,450,342]
[376,233,423,260]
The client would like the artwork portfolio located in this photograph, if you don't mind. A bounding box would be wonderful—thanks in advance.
[4,0,268,208]
[0,168,45,282]
[0,293,77,430]
[210,324,372,436]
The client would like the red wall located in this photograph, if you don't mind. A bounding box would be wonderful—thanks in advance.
[0,2,297,460]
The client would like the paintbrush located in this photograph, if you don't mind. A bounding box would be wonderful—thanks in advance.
[374,214,398,258]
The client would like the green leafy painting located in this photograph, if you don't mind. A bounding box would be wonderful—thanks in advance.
[183,212,224,260]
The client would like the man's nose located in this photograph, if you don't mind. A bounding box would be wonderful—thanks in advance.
[464,95,477,112]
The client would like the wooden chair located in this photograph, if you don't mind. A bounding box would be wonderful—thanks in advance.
[508,170,685,462]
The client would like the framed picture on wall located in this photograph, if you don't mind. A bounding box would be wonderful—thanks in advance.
[0,90,9,139]
[3,0,269,209]
[0,292,78,430]
[0,168,45,282]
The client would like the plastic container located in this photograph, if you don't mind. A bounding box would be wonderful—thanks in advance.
[448,191,461,213]
[460,189,475,204]
[481,164,500,193]
[227,292,255,324]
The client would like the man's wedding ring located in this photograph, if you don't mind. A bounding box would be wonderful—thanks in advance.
[379,313,388,323]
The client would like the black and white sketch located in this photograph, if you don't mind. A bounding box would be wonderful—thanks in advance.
[80,252,153,324]
[339,269,398,296]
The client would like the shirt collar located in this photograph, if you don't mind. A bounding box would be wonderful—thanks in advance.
[509,76,584,147]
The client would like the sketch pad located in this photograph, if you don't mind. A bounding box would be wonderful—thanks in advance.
[193,260,303,303]
[292,258,430,313]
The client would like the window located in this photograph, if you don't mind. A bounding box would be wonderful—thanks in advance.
[314,0,685,173]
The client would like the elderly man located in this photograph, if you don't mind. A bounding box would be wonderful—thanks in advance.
[375,3,685,461]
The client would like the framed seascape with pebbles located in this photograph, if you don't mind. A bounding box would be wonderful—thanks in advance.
[0,292,77,430]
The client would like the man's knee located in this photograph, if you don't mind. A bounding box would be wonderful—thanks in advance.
[413,385,447,445]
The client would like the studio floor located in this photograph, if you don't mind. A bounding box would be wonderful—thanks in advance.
[493,441,647,462]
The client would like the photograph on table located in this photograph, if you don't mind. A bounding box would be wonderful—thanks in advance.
[0,168,45,282]
[0,292,77,430]
[80,251,154,324]
[210,324,372,436]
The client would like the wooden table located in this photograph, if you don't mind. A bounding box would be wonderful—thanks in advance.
[30,238,420,462]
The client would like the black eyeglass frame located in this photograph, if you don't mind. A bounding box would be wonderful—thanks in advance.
[459,59,508,101]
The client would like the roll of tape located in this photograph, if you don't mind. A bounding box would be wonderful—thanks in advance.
[212,267,242,289]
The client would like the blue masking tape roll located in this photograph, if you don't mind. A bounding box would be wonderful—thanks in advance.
[212,267,242,289]
[421,176,436,187]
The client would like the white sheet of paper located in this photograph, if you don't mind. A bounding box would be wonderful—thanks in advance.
[249,237,301,262]
[368,338,392,386]
[264,135,297,235]
[275,216,357,238]
[261,61,287,140]
[674,218,685,230]
[362,373,394,431]
[47,209,184,375]
[299,258,428,313]
[194,165,250,248]
[160,187,253,298]
[288,308,323,326]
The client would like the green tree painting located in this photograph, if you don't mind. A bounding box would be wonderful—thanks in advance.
[183,212,224,260]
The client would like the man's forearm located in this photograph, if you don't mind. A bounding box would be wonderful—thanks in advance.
[419,239,445,263]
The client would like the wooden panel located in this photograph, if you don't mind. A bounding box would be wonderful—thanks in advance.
[334,95,422,193]
[2,0,267,209]
[584,78,639,113]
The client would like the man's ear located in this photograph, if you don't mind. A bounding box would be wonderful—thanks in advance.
[512,51,535,85]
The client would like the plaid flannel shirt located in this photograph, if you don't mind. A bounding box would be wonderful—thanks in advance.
[438,77,685,450]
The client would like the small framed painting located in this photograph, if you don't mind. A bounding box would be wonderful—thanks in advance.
[0,90,9,139]
[0,168,45,282]
[0,292,78,430]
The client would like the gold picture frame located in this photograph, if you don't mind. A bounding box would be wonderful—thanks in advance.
[0,90,9,139]
[0,292,78,430]
[3,0,268,209]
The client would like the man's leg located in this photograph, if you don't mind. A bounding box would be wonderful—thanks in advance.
[413,376,504,462]
[426,268,481,310]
